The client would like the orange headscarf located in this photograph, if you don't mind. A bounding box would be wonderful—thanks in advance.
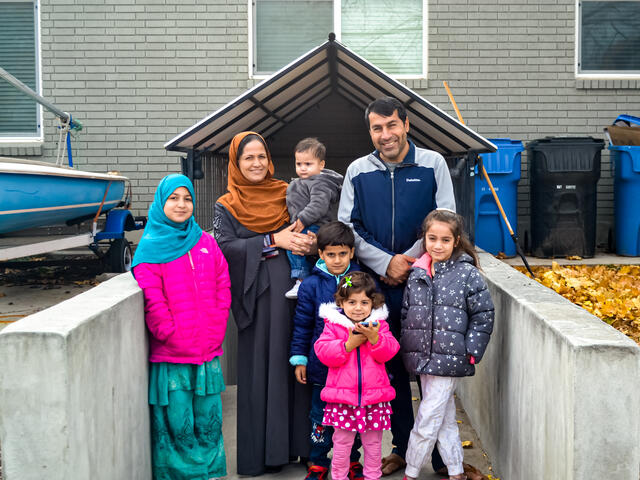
[217,131,290,233]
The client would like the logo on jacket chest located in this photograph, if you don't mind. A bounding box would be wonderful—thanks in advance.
[405,178,421,182]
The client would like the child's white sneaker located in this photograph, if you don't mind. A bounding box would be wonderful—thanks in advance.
[285,279,302,299]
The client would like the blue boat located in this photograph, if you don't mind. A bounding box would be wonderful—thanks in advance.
[0,157,127,234]
[0,67,143,272]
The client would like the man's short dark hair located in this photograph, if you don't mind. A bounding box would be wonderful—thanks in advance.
[295,137,326,162]
[317,221,355,251]
[364,96,408,129]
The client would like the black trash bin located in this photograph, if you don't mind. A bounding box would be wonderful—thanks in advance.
[527,137,604,258]
[447,153,476,243]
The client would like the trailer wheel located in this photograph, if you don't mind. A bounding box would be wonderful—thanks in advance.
[107,238,132,273]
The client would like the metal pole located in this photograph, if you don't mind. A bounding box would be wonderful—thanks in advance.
[0,66,71,123]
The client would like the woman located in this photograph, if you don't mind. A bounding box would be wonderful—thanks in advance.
[213,131,314,476]
[133,174,230,480]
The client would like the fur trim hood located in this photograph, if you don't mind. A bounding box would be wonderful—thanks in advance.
[318,302,389,330]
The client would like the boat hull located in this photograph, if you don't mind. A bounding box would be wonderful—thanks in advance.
[0,160,127,234]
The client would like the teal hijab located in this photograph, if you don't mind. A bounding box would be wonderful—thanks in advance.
[132,174,203,268]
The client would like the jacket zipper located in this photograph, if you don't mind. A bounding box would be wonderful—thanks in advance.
[390,170,395,251]
[357,346,363,406]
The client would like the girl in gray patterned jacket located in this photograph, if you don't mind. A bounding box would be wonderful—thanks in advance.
[400,209,494,480]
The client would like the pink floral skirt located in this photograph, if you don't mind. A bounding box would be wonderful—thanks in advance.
[322,402,393,433]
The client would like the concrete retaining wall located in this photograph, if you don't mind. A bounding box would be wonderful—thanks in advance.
[1,258,639,479]
[458,253,640,479]
[0,274,150,480]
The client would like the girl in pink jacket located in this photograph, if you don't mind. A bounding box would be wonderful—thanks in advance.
[315,271,400,480]
[132,174,231,480]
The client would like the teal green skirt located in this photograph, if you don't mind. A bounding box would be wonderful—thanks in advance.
[149,357,226,480]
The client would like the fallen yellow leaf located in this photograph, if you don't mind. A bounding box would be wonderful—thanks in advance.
[461,440,473,448]
[514,264,640,345]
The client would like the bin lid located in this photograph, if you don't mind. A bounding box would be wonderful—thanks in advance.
[527,137,604,173]
[527,137,605,148]
[613,114,640,127]
[475,138,523,174]
[487,138,525,149]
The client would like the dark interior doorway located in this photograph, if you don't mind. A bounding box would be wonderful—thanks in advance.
[267,93,373,181]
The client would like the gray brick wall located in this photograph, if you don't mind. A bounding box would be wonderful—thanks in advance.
[8,0,253,214]
[4,0,639,249]
[404,0,640,249]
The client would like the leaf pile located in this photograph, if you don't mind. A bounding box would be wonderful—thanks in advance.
[515,263,640,344]
[0,261,102,288]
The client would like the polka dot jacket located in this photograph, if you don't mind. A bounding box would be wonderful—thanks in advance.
[400,252,494,377]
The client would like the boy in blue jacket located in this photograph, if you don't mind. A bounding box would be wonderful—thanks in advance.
[290,221,364,480]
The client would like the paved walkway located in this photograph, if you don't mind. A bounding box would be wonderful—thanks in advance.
[220,384,497,479]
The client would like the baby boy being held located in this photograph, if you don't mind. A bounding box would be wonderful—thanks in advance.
[285,138,343,299]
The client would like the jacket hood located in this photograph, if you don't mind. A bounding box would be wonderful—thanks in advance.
[320,168,344,187]
[413,252,432,273]
[433,252,475,273]
[314,259,356,282]
[318,302,389,330]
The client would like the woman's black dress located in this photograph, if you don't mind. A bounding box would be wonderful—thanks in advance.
[213,203,310,475]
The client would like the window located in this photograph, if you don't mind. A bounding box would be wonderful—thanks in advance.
[0,0,42,141]
[251,0,426,78]
[578,0,640,76]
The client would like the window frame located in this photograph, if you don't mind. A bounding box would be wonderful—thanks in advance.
[248,0,428,80]
[575,0,640,79]
[0,0,43,144]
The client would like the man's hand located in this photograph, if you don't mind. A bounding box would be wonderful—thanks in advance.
[381,254,416,285]
[294,365,307,384]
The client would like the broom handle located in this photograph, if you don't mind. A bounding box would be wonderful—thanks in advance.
[443,81,535,277]
[443,81,513,235]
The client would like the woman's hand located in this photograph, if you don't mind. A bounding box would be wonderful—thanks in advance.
[354,321,380,345]
[273,224,316,255]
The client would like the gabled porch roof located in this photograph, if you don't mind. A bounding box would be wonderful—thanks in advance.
[165,35,496,157]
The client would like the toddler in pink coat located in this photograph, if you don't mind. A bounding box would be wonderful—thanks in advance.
[132,174,231,480]
[315,271,400,480]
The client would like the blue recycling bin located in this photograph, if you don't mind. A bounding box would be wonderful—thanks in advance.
[474,139,523,257]
[609,145,640,255]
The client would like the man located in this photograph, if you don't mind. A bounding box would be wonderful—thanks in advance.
[338,96,455,476]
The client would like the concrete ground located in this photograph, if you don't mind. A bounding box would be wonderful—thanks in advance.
[220,384,497,480]
[0,269,113,331]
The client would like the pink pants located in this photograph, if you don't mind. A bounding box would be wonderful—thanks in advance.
[331,428,383,480]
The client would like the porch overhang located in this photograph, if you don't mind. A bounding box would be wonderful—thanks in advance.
[165,35,496,157]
